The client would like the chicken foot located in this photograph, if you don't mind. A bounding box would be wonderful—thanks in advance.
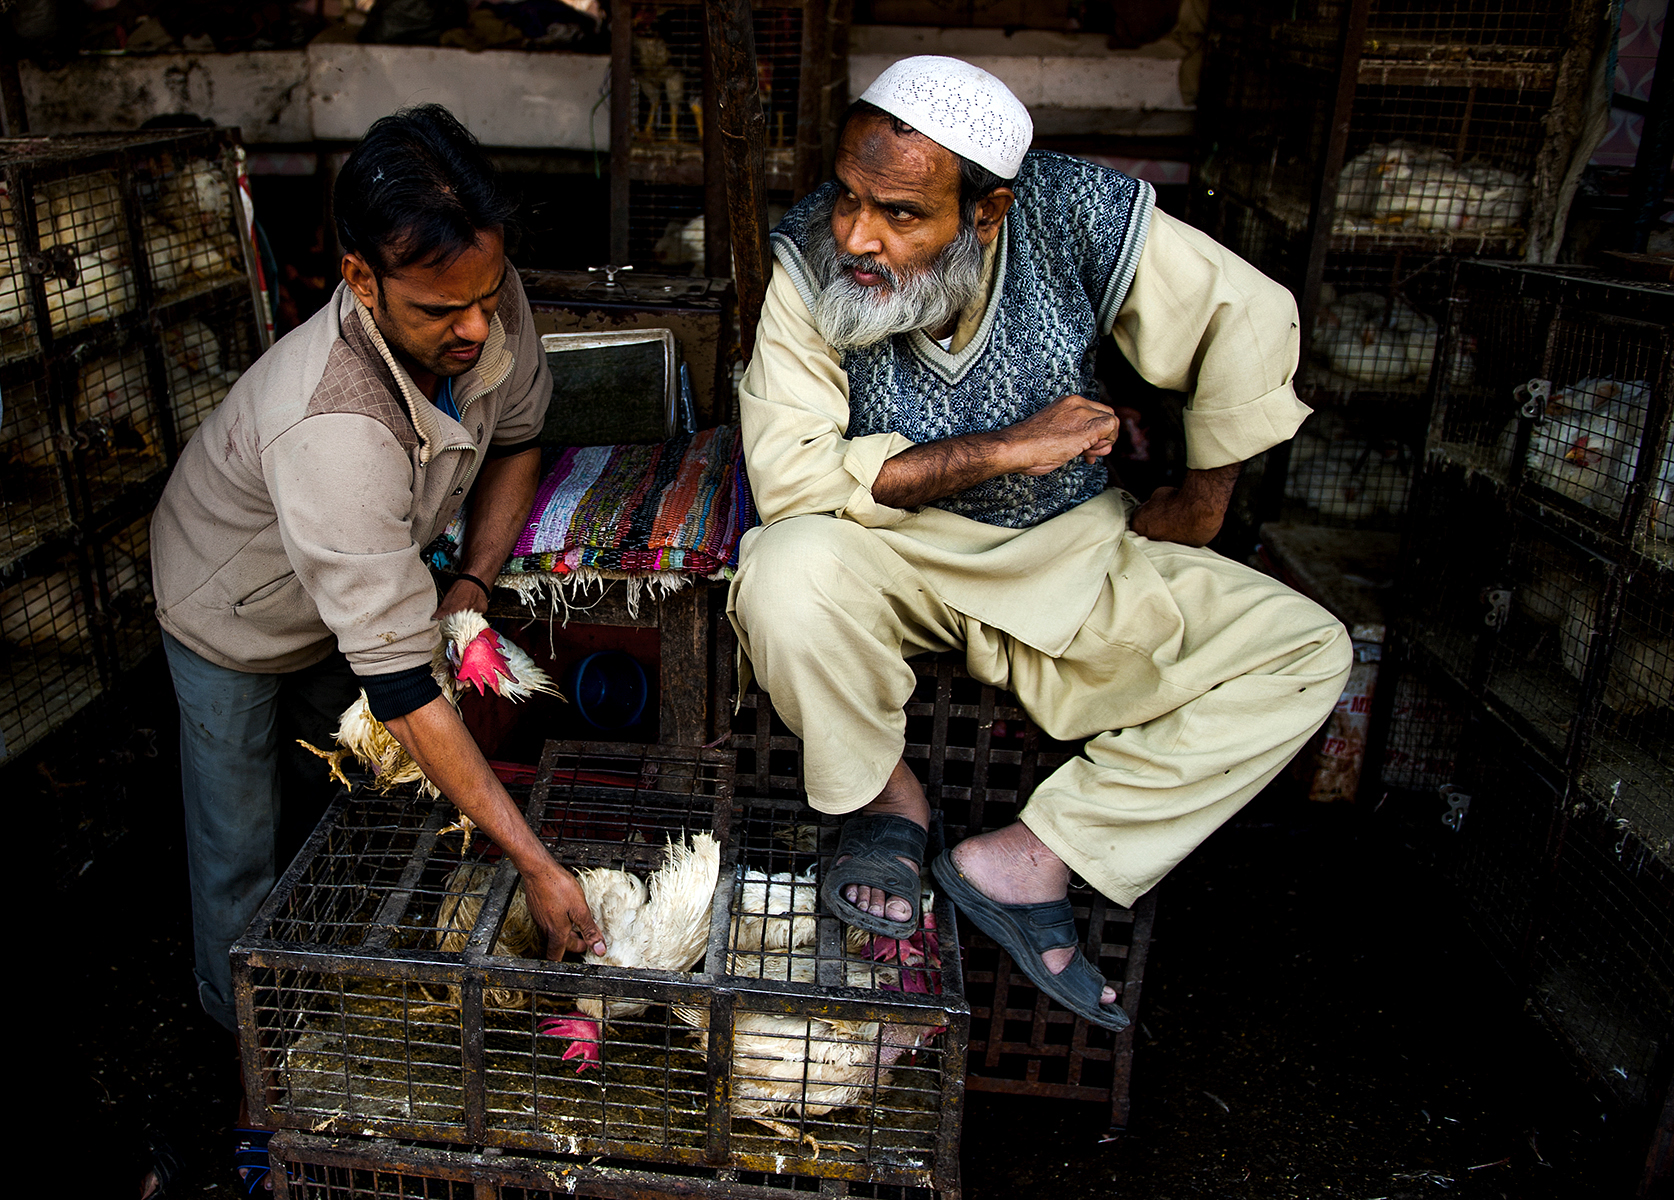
[296,739,354,789]
[748,1119,861,1161]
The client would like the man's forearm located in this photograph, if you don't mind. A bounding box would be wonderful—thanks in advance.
[458,447,542,583]
[387,696,555,879]
[872,430,1012,509]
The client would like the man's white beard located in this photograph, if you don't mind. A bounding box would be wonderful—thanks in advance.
[806,209,988,352]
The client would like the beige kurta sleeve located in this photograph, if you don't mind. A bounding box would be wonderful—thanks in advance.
[1112,209,1311,470]
[739,263,915,527]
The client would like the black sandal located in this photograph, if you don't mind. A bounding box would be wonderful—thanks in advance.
[820,813,927,939]
[931,849,1130,1031]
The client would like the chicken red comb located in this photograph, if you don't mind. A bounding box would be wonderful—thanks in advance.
[537,1012,602,1073]
[456,629,520,696]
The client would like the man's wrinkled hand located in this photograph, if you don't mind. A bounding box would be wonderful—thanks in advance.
[1002,394,1118,476]
[522,860,607,960]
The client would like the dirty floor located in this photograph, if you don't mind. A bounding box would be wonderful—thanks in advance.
[33,656,1644,1198]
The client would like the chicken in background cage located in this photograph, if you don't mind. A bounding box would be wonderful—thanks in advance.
[30,169,139,336]
[73,344,166,509]
[1,553,100,759]
[0,376,72,561]
[135,149,244,302]
[99,513,157,674]
[162,306,253,449]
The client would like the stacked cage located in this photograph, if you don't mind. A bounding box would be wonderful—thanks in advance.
[1195,0,1593,538]
[617,0,843,274]
[234,742,965,1199]
[1383,262,1672,1117]
[730,657,1154,1133]
[0,130,267,762]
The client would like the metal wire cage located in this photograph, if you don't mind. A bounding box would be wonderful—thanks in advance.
[235,741,965,1196]
[0,130,266,763]
[729,656,1155,1132]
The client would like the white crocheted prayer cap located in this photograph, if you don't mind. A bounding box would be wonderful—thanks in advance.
[858,55,1033,179]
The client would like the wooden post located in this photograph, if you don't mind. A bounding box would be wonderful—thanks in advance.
[705,0,771,360]
[701,6,731,278]
[609,0,633,266]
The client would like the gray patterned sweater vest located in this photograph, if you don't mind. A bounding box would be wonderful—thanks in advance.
[770,150,1154,528]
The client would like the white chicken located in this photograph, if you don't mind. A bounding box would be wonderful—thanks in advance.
[77,351,160,461]
[1290,433,1412,521]
[646,864,944,1156]
[1335,141,1530,233]
[536,833,722,1064]
[1522,378,1648,510]
[299,610,562,839]
[1560,588,1673,717]
[1312,290,1468,388]
[32,172,137,333]
[162,319,242,446]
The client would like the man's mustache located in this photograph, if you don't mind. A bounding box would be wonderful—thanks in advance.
[836,253,900,290]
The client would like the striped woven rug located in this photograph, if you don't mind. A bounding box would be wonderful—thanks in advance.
[504,425,756,577]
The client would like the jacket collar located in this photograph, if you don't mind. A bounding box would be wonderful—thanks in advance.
[341,289,515,465]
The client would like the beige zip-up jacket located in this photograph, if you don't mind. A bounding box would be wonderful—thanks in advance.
[151,268,549,679]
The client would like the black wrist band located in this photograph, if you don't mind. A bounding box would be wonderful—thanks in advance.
[455,572,492,600]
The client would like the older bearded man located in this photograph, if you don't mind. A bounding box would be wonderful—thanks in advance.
[728,57,1351,1029]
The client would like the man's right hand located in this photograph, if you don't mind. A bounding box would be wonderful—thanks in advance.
[518,856,608,960]
[999,394,1119,476]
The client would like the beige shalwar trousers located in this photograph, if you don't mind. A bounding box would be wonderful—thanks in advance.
[729,513,1352,906]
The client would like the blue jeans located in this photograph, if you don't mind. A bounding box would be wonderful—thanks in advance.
[162,630,359,1032]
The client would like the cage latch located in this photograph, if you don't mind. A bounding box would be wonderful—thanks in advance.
[589,264,635,287]
[1514,378,1551,420]
[22,244,81,286]
[1439,785,1471,831]
[1480,587,1511,630]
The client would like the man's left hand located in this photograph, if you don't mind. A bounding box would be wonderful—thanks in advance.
[1130,462,1241,547]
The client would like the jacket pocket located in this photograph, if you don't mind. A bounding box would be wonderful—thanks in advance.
[233,573,308,621]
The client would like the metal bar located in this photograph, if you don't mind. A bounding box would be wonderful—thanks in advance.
[794,0,830,199]
[1109,890,1156,1132]
[704,0,771,359]
[703,988,736,1163]
[1623,2,1674,254]
[362,795,454,953]
[609,0,633,265]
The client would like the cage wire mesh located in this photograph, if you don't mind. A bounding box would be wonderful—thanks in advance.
[31,169,139,337]
[73,343,167,511]
[99,512,158,674]
[0,130,265,763]
[240,741,962,1191]
[731,656,1153,1128]
[0,374,72,561]
[162,297,258,449]
[134,147,245,304]
[0,179,38,362]
[1,549,99,759]
[1377,668,1467,791]
[633,181,708,272]
[1529,805,1673,1110]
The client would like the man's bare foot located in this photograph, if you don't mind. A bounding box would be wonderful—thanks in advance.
[839,759,929,926]
[950,823,1118,1006]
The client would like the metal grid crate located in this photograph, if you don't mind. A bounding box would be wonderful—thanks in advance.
[267,1130,942,1200]
[0,546,100,759]
[1424,264,1674,555]
[236,740,964,1195]
[0,129,267,763]
[729,656,1154,1132]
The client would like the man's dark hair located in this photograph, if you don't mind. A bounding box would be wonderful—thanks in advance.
[841,100,1015,226]
[334,104,517,279]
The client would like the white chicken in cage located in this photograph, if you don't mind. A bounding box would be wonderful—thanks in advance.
[1312,290,1470,388]
[299,611,562,828]
[670,880,944,1157]
[433,861,544,1010]
[1520,377,1649,510]
[1335,141,1531,234]
[1291,434,1413,521]
[32,174,137,332]
[1559,587,1673,717]
[142,161,241,295]
[76,353,160,460]
[1,568,87,649]
[535,833,722,1062]
[163,319,242,445]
